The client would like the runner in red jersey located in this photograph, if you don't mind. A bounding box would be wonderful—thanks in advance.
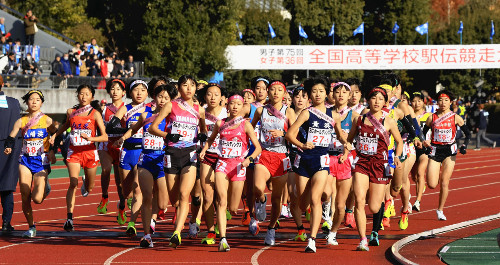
[345,86,403,251]
[96,79,126,215]
[422,90,470,221]
[50,85,108,232]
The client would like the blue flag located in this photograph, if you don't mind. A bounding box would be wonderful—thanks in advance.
[298,23,308,39]
[490,20,495,40]
[392,22,399,34]
[236,22,243,40]
[457,21,463,34]
[328,23,335,37]
[268,22,276,39]
[415,22,428,35]
[353,22,364,36]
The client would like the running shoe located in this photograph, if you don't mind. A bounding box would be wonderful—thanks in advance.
[241,211,251,225]
[255,195,267,222]
[412,200,421,212]
[249,217,260,236]
[23,227,36,238]
[117,208,127,225]
[126,222,137,237]
[356,238,369,251]
[158,209,165,220]
[407,201,413,214]
[150,219,156,235]
[305,207,311,222]
[389,203,396,217]
[294,229,307,241]
[63,219,74,232]
[322,201,331,221]
[287,204,293,218]
[321,220,332,234]
[275,220,280,230]
[305,238,316,253]
[218,238,230,252]
[140,234,153,248]
[226,209,232,221]
[127,197,133,209]
[326,232,338,246]
[436,210,447,221]
[280,205,290,218]
[170,231,181,248]
[97,197,109,214]
[344,212,356,229]
[45,179,51,197]
[382,217,390,228]
[383,199,392,218]
[188,222,200,239]
[399,210,409,230]
[368,231,379,246]
[81,175,88,197]
[201,232,216,245]
[264,228,275,246]
[215,224,220,236]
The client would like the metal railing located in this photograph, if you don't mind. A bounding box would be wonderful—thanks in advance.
[2,74,151,89]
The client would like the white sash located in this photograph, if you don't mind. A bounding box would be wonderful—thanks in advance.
[21,112,44,136]
[125,102,146,121]
[432,111,455,127]
[308,107,335,127]
[264,104,288,124]
[174,98,200,120]
[220,117,245,133]
[70,105,92,119]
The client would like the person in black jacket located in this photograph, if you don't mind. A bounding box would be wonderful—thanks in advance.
[474,103,496,150]
[50,54,64,89]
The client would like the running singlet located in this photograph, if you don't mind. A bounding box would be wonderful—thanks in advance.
[102,102,124,139]
[205,107,227,154]
[329,110,353,155]
[166,100,199,148]
[124,104,151,145]
[69,109,96,148]
[259,105,288,154]
[250,103,261,144]
[351,103,365,114]
[21,115,50,156]
[218,118,248,159]
[300,107,334,156]
[430,112,456,145]
[355,114,389,161]
[142,112,166,152]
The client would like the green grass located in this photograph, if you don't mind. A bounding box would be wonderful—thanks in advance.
[440,228,500,265]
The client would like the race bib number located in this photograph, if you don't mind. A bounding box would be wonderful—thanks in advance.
[216,160,227,172]
[71,129,92,146]
[23,139,44,156]
[262,129,283,146]
[207,126,220,153]
[429,146,436,156]
[254,124,261,140]
[137,153,144,166]
[172,121,197,142]
[143,132,164,150]
[128,122,144,139]
[220,140,243,159]
[293,154,301,168]
[450,143,457,154]
[320,154,330,168]
[283,157,291,171]
[307,128,332,147]
[236,163,247,179]
[163,154,172,168]
[358,135,378,155]
[433,128,452,143]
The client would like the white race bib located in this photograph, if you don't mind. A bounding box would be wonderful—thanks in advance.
[358,135,378,155]
[220,140,243,158]
[283,157,291,171]
[433,128,452,143]
[236,163,246,179]
[320,154,330,168]
[23,139,44,156]
[307,128,332,147]
[142,132,164,150]
[293,154,301,168]
[128,121,144,139]
[262,129,284,146]
[71,129,92,146]
[172,121,197,142]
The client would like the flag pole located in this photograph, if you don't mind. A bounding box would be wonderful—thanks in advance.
[426,22,429,45]
[394,32,397,45]
[460,32,462,45]
[362,33,364,45]
[332,35,334,45]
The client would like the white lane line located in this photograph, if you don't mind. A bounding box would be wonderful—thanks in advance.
[251,239,291,265]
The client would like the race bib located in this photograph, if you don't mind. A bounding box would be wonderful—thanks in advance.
[283,157,291,171]
[220,140,243,158]
[262,129,284,146]
[293,154,301,168]
[190,150,197,163]
[207,124,220,153]
[450,143,457,154]
[236,163,247,179]
[358,135,378,155]
[172,121,197,142]
[329,130,349,153]
[320,154,330,168]
[216,160,227,172]
[429,146,436,156]
[254,124,261,140]
[71,129,92,146]
[128,121,144,139]
[137,153,144,165]
[164,154,172,168]
[23,139,44,156]
[307,127,332,147]
[143,132,164,150]
[433,128,452,143]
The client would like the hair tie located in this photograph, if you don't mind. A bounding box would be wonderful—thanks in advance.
[130,80,148,90]
[228,95,244,103]
[111,79,125,88]
[269,81,286,90]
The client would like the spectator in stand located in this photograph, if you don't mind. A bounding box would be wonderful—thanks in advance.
[0,17,6,36]
[13,39,22,64]
[97,47,105,59]
[21,52,40,75]
[72,42,82,55]
[110,58,122,78]
[68,51,80,76]
[105,54,113,78]
[4,53,19,75]
[61,53,73,78]
[23,10,38,46]
[124,55,135,77]
[88,38,99,55]
[474,103,496,150]
[88,54,99,77]
[79,54,88,77]
[82,41,89,53]
[50,54,63,88]
[96,54,107,78]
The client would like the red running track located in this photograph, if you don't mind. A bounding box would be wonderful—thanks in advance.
[1,149,500,264]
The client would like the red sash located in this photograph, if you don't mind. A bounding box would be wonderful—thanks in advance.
[205,112,220,123]
[70,105,93,119]
[143,113,158,126]
[220,116,245,133]
[432,111,455,127]
[174,98,200,120]
[366,112,390,144]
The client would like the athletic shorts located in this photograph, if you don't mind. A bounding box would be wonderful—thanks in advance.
[415,146,427,159]
[293,153,330,179]
[215,158,246,182]
[119,148,142,170]
[67,145,99,169]
[329,151,354,180]
[19,153,51,174]
[388,149,396,168]
[428,143,457,163]
[98,141,121,165]
[353,157,391,185]
[164,146,197,175]
[137,151,165,179]
[201,151,219,170]
[256,150,290,178]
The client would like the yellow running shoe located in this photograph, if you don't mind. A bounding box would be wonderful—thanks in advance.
[399,211,409,230]
[201,232,216,245]
[126,222,136,237]
[170,230,181,248]
[305,207,311,221]
[226,209,232,220]
[117,208,127,225]
[389,203,396,217]
[97,198,108,214]
[127,197,133,209]
[214,224,220,236]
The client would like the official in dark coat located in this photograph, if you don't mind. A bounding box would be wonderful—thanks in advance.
[0,75,21,232]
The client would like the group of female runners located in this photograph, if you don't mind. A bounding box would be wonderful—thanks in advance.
[3,72,471,253]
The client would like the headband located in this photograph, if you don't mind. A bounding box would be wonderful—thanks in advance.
[26,90,44,101]
[269,81,286,90]
[404,91,410,99]
[242,89,256,98]
[369,87,388,97]
[228,95,244,103]
[331,82,351,91]
[130,80,149,90]
[413,92,422,96]
[255,77,269,84]
[111,79,125,88]
[439,93,450,99]
[207,83,221,89]
[198,80,209,86]
[379,84,393,91]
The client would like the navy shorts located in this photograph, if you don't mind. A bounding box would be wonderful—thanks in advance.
[119,148,142,170]
[292,153,330,178]
[137,151,165,179]
[19,153,51,175]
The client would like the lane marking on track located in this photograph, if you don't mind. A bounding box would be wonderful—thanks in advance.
[443,251,500,254]
[251,239,291,265]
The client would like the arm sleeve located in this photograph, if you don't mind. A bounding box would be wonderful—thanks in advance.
[422,124,430,138]
[401,115,417,139]
[412,117,424,141]
[460,124,471,147]
[106,116,128,134]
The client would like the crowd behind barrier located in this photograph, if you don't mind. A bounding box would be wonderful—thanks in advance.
[1,74,151,89]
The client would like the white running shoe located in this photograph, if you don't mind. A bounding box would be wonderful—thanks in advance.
[287,204,293,218]
[249,217,260,236]
[22,227,36,238]
[255,195,267,221]
[305,238,316,253]
[407,201,413,214]
[150,218,156,234]
[280,205,290,218]
[218,238,230,252]
[140,234,153,248]
[356,239,369,251]
[81,175,88,197]
[326,232,338,246]
[412,200,421,212]
[436,210,447,221]
[322,201,331,221]
[188,222,200,239]
[264,228,275,246]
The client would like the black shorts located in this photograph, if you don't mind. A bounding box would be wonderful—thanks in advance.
[415,146,427,160]
[164,146,197,175]
[428,143,457,163]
